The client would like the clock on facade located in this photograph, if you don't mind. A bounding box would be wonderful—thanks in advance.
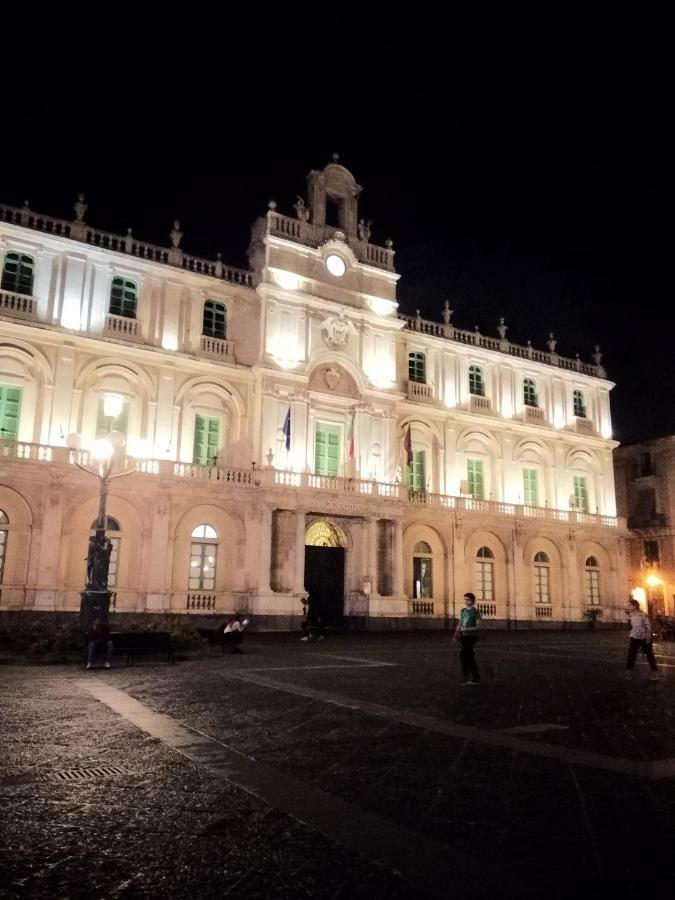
[325,254,346,277]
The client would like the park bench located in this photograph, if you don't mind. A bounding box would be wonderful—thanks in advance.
[85,631,175,666]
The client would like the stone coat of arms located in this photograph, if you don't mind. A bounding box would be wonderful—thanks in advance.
[320,315,354,350]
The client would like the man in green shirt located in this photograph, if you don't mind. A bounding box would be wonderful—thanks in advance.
[454,592,481,685]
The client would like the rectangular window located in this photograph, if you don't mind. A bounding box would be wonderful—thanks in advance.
[189,542,217,591]
[585,569,600,605]
[407,450,426,491]
[533,565,550,603]
[314,423,341,476]
[639,452,654,477]
[408,353,426,384]
[573,390,586,418]
[573,475,589,512]
[475,561,494,601]
[523,469,539,507]
[193,415,221,466]
[0,384,22,441]
[644,540,660,565]
[95,398,129,439]
[413,556,433,598]
[467,459,484,500]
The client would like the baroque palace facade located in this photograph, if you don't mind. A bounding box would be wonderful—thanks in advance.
[0,161,627,627]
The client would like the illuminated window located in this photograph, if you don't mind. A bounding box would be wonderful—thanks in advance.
[0,508,8,583]
[469,365,485,397]
[413,541,433,598]
[305,521,345,547]
[407,451,426,492]
[573,476,589,512]
[584,556,600,605]
[523,378,538,407]
[0,384,22,441]
[533,551,550,604]
[573,390,586,418]
[523,469,539,507]
[203,301,227,339]
[315,424,340,477]
[408,352,426,384]
[1,251,34,295]
[467,459,484,500]
[189,524,218,591]
[475,546,494,601]
[89,517,121,589]
[96,397,129,439]
[109,277,138,318]
[193,416,220,466]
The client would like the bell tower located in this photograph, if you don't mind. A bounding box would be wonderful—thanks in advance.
[307,155,362,236]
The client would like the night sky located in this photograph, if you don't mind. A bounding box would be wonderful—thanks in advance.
[2,14,671,444]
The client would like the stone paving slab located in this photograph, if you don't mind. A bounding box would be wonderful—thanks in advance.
[2,631,675,898]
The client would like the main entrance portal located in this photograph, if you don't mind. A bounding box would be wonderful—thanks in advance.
[304,521,346,628]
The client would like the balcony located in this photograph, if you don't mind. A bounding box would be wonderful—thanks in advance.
[470,395,491,413]
[201,334,235,360]
[411,600,435,616]
[407,381,434,402]
[104,313,140,339]
[574,416,595,435]
[534,604,553,619]
[0,289,37,319]
[524,405,546,424]
[477,602,497,618]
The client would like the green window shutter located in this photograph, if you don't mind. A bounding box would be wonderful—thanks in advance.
[95,399,129,439]
[193,416,220,465]
[573,390,586,418]
[0,385,22,440]
[523,468,538,506]
[203,301,227,338]
[408,352,426,384]
[523,379,537,407]
[407,451,426,490]
[573,476,588,512]
[315,424,341,476]
[109,277,138,318]
[1,252,35,295]
[468,459,484,499]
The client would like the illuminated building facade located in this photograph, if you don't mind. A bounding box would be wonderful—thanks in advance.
[0,161,627,627]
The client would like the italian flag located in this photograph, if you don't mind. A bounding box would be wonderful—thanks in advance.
[347,412,355,460]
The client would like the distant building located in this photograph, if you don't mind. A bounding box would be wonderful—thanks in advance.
[0,160,626,627]
[614,437,675,615]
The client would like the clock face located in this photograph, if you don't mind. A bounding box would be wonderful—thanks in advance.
[325,254,346,277]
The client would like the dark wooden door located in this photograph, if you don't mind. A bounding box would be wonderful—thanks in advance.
[304,546,345,627]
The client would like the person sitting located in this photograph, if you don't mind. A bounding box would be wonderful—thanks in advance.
[300,594,325,642]
[222,614,248,653]
[86,618,113,669]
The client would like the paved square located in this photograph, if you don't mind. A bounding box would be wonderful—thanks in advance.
[1,631,674,898]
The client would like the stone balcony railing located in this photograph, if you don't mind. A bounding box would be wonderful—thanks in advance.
[104,313,140,339]
[0,289,37,319]
[534,604,553,619]
[407,381,434,402]
[201,335,235,359]
[525,405,546,424]
[266,210,396,272]
[470,395,491,413]
[402,311,606,379]
[574,417,595,435]
[411,599,435,616]
[0,440,624,530]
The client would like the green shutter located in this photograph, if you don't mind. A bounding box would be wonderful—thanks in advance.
[574,476,588,512]
[0,385,22,440]
[523,468,538,506]
[95,399,129,439]
[407,451,426,490]
[468,459,484,499]
[193,415,220,465]
[315,424,341,476]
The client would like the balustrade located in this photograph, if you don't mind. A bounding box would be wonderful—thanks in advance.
[201,335,235,359]
[407,381,434,401]
[477,602,497,618]
[535,605,553,619]
[0,289,36,318]
[105,313,139,338]
[525,405,546,423]
[411,600,435,616]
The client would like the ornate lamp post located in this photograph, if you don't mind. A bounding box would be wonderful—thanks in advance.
[68,429,136,632]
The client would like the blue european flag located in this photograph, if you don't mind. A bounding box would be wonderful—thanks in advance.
[282,407,291,450]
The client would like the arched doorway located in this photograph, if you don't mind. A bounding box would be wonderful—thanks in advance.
[304,521,346,627]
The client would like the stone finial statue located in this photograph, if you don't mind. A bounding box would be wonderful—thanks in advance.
[385,238,393,249]
[592,345,603,366]
[441,301,453,326]
[497,317,508,340]
[357,219,372,241]
[546,333,557,353]
[332,152,340,163]
[293,196,310,222]
[125,228,134,252]
[73,193,88,222]
[170,220,183,249]
[268,200,277,211]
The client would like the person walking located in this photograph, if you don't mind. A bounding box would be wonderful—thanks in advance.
[625,598,659,679]
[86,618,113,669]
[455,592,481,684]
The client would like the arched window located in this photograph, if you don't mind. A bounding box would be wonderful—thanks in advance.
[203,301,227,339]
[573,389,586,418]
[475,546,494,601]
[523,378,538,407]
[533,551,550,604]
[90,517,121,589]
[109,277,138,318]
[413,541,432,599]
[0,508,8,583]
[190,524,218,591]
[469,365,485,397]
[584,556,600,605]
[1,251,35,295]
[408,352,426,384]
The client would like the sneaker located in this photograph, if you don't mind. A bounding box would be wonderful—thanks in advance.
[104,662,112,668]
[86,662,93,670]
[300,636,309,642]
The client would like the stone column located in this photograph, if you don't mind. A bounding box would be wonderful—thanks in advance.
[393,518,404,595]
[294,511,306,592]
[258,505,273,594]
[368,517,378,595]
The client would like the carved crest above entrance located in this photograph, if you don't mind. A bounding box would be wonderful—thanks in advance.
[325,367,341,390]
[320,315,354,350]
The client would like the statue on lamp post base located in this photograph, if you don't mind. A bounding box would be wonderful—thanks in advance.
[80,529,114,633]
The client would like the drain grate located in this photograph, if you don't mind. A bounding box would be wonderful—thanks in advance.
[48,765,128,783]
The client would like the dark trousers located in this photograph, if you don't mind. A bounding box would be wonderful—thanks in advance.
[459,635,480,681]
[626,638,657,671]
[87,639,113,665]
[222,631,243,653]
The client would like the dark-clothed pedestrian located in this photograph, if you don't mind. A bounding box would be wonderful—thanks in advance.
[301,594,325,642]
[455,592,481,684]
[625,598,659,679]
[86,618,113,669]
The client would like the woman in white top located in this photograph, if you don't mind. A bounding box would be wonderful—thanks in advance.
[625,598,658,678]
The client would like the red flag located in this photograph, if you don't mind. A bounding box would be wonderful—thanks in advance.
[347,412,355,460]
[403,424,413,467]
